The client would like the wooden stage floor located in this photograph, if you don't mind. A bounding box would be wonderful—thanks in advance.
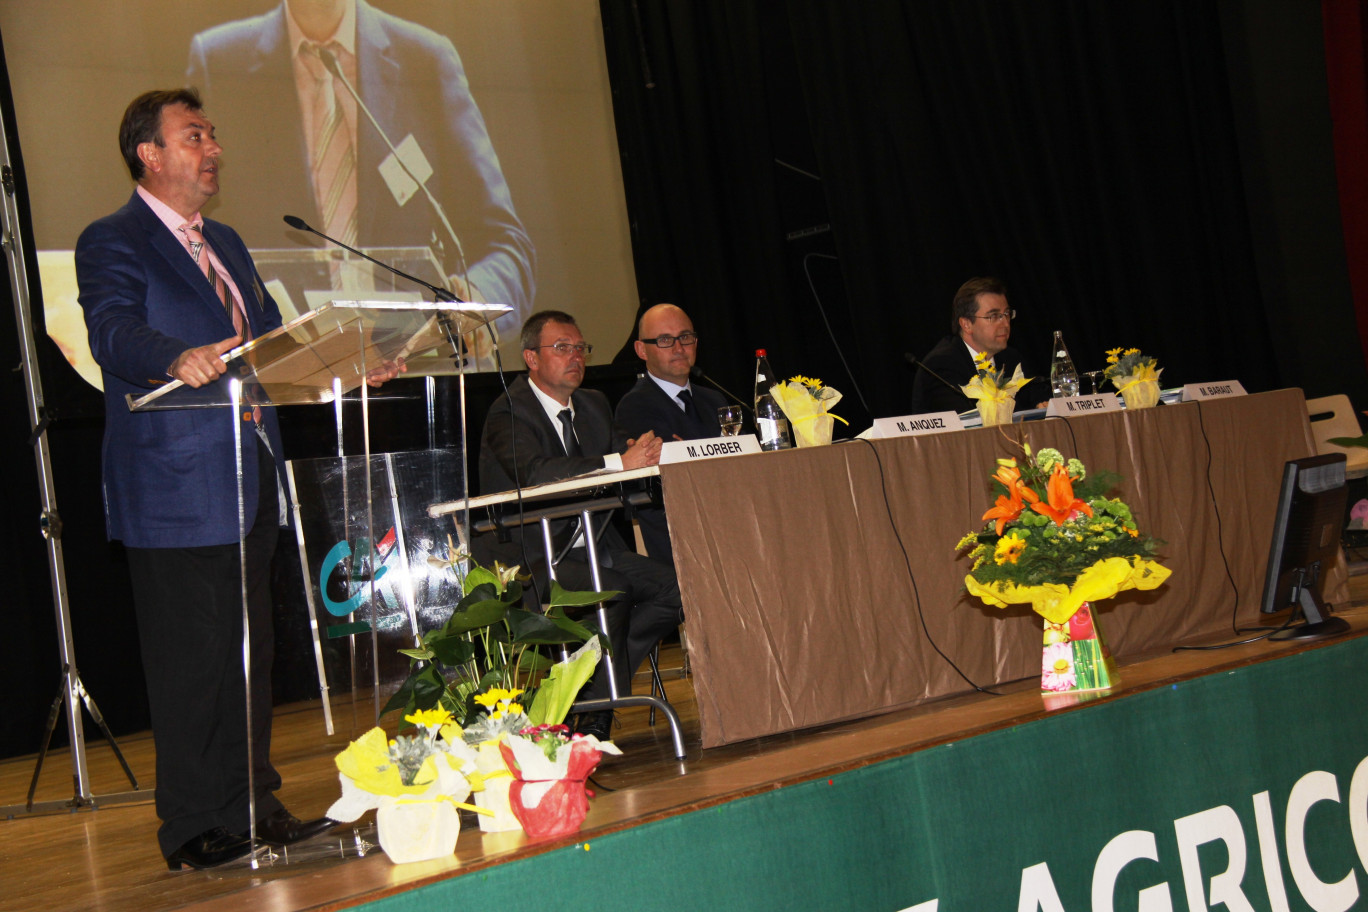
[5,594,1368,912]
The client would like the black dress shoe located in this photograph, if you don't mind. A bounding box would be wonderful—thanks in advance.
[166,827,254,871]
[244,808,336,847]
[575,710,614,741]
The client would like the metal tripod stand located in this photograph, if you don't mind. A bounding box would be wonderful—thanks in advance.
[0,101,145,817]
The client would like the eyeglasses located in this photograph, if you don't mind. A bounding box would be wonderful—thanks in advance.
[640,332,699,349]
[536,341,593,356]
[970,309,1016,324]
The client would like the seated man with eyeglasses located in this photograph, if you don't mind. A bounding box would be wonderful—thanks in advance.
[477,310,682,741]
[910,276,1045,414]
[613,303,728,565]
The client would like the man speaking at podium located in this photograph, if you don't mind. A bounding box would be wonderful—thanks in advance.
[478,311,683,740]
[75,89,339,870]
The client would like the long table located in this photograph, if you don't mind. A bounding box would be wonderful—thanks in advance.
[661,388,1345,747]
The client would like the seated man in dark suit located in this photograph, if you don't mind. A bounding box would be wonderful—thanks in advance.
[613,303,727,566]
[909,276,1045,414]
[478,310,682,739]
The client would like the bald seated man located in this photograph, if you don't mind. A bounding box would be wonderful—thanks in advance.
[613,303,728,565]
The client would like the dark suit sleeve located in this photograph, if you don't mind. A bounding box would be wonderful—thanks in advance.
[911,353,973,414]
[614,384,673,447]
[916,377,973,414]
[425,31,536,328]
[76,220,194,388]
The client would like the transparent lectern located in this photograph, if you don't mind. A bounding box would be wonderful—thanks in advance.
[128,298,508,864]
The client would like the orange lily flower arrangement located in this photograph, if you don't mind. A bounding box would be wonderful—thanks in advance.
[957,443,1170,624]
[1031,463,1094,526]
[983,463,1037,535]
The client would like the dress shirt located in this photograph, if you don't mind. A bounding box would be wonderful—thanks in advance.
[286,0,359,170]
[647,372,694,411]
[136,186,246,315]
[964,339,992,369]
[526,376,623,472]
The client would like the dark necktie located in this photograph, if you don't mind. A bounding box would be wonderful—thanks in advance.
[678,388,698,420]
[557,408,582,456]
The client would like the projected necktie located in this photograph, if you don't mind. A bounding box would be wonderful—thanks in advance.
[302,42,358,252]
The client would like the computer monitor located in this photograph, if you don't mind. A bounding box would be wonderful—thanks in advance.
[1259,453,1351,640]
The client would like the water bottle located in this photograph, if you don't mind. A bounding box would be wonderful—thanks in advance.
[753,349,792,450]
[1050,330,1080,398]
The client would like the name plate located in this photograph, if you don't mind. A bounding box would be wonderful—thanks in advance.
[870,412,965,438]
[660,434,761,464]
[1181,380,1247,401]
[1045,394,1122,418]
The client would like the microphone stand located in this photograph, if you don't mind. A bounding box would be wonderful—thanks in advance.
[282,214,471,370]
[690,366,752,415]
[282,215,460,302]
[904,352,968,396]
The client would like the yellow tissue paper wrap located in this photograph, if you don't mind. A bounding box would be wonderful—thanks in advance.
[1112,362,1163,410]
[965,555,1173,625]
[961,364,1030,427]
[770,381,846,447]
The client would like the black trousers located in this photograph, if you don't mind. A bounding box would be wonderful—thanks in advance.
[126,442,283,858]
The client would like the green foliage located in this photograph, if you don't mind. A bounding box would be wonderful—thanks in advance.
[382,556,618,727]
[962,447,1162,590]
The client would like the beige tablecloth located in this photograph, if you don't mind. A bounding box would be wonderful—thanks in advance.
[662,389,1341,746]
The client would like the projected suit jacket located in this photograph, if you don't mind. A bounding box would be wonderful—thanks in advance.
[75,191,285,549]
[187,0,535,329]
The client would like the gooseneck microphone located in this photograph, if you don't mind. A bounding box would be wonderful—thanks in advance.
[316,46,471,295]
[904,352,965,396]
[282,214,461,302]
[690,365,752,414]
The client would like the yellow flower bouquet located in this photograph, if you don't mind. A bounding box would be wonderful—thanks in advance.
[770,375,847,447]
[1104,347,1163,409]
[962,352,1031,426]
[326,708,484,863]
[956,443,1171,693]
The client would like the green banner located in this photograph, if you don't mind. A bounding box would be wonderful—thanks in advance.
[367,636,1368,912]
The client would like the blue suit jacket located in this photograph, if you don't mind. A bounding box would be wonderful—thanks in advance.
[75,191,284,549]
[186,0,535,329]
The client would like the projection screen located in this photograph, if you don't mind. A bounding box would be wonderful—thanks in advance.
[0,0,638,386]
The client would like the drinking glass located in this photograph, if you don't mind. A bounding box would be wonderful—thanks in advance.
[717,405,743,436]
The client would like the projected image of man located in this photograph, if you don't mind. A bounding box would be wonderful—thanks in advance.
[187,0,535,346]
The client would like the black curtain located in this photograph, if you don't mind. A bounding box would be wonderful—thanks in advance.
[601,0,1355,424]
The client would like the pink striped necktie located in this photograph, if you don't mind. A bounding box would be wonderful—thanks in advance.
[180,223,245,339]
[300,42,358,255]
